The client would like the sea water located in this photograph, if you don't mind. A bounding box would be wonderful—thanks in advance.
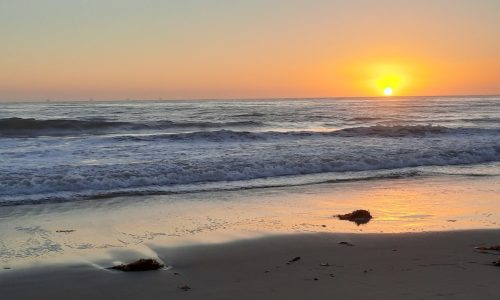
[1,96,499,206]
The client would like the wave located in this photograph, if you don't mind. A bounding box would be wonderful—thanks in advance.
[2,162,499,207]
[1,140,499,206]
[0,118,263,137]
[0,117,128,131]
[407,117,500,124]
[0,169,424,206]
[112,125,500,142]
[334,125,453,136]
[2,117,497,139]
[459,117,500,123]
[347,116,383,122]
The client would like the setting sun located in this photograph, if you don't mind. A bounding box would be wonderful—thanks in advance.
[384,87,393,96]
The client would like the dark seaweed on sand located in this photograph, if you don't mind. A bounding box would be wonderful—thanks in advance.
[109,259,164,272]
[337,210,373,225]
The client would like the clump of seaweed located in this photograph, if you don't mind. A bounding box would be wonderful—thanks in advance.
[109,259,164,272]
[475,245,500,251]
[337,210,373,225]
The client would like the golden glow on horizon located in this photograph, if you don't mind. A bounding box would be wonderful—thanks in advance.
[338,59,421,97]
[371,64,407,96]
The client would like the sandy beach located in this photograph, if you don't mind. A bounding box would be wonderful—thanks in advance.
[1,174,499,299]
[1,175,499,267]
[1,230,499,300]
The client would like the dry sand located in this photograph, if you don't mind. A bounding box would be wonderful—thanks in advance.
[1,230,499,299]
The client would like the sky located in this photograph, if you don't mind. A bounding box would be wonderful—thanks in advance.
[1,0,499,101]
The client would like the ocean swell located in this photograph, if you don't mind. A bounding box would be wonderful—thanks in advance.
[111,125,500,142]
[0,117,263,137]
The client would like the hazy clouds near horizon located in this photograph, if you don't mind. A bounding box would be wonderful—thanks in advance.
[1,0,499,101]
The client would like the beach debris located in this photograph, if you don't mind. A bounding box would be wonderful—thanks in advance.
[446,219,457,222]
[173,272,180,275]
[493,259,500,266]
[313,277,319,281]
[475,245,500,251]
[339,241,354,246]
[178,284,191,291]
[56,229,75,233]
[3,267,11,270]
[109,258,164,272]
[337,210,372,225]
[321,225,327,227]
[329,273,335,277]
[287,256,301,264]
[319,263,330,267]
[264,270,270,273]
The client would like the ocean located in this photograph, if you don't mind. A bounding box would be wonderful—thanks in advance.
[1,96,499,206]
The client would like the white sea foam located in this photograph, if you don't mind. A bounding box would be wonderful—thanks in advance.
[1,136,498,204]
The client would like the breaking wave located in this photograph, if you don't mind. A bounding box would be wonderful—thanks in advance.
[1,142,499,205]
[0,170,424,206]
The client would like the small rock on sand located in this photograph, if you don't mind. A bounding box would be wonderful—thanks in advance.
[339,241,354,246]
[178,284,191,291]
[476,245,500,251]
[287,256,301,264]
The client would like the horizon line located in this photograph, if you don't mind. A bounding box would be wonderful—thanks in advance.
[1,93,499,103]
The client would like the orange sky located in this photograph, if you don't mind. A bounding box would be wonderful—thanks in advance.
[1,0,499,101]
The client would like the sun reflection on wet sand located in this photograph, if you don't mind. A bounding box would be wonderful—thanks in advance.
[0,175,499,268]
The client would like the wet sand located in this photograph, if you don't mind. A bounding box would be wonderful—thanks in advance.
[1,230,499,300]
[1,175,499,299]
[1,175,499,269]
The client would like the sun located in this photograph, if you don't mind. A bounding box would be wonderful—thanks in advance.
[383,87,393,96]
